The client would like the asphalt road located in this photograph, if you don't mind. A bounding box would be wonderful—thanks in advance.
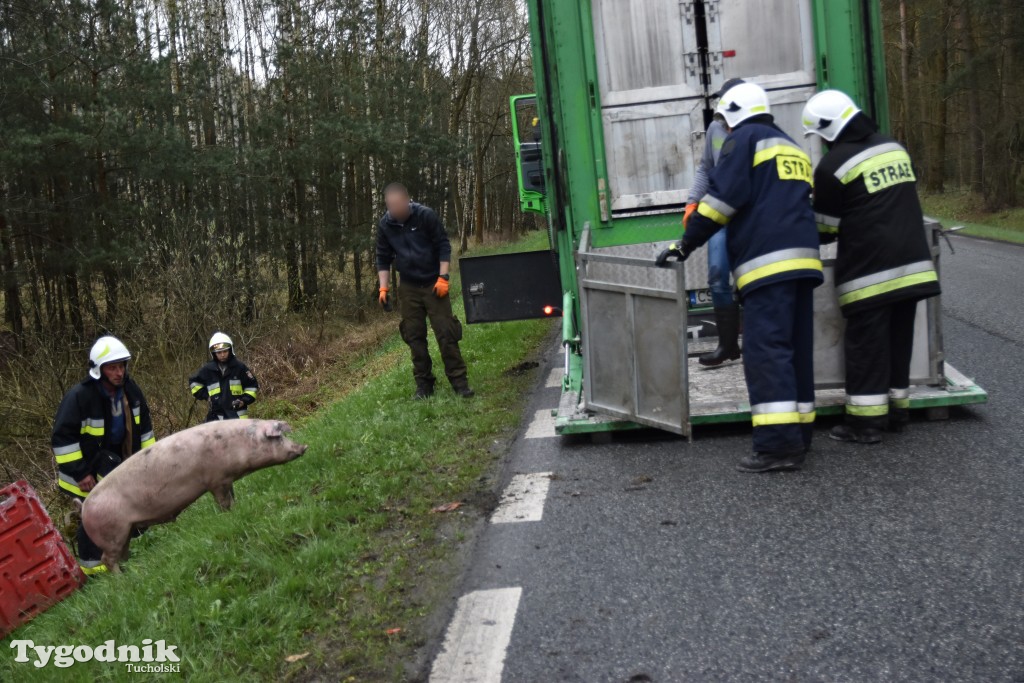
[435,234,1024,683]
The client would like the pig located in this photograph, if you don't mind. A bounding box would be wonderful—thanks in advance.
[80,419,308,573]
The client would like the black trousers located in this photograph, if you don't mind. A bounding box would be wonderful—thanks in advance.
[742,279,817,454]
[398,282,468,388]
[843,299,919,429]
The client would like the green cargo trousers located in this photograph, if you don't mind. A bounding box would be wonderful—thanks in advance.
[398,282,469,389]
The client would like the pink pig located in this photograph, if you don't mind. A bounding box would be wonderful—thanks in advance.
[80,419,308,573]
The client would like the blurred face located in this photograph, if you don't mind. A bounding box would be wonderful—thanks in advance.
[385,190,411,222]
[215,349,230,363]
[101,361,127,387]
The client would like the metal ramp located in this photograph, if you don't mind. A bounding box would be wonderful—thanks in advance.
[558,220,987,435]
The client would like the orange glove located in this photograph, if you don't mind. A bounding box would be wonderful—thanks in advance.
[683,202,698,230]
[433,276,450,298]
[378,287,389,307]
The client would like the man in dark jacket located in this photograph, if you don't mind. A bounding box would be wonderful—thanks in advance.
[189,332,259,421]
[52,335,155,574]
[803,90,941,444]
[376,183,473,399]
[659,83,823,473]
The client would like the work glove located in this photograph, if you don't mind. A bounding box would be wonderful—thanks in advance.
[378,287,392,311]
[683,202,698,230]
[433,276,450,299]
[231,399,246,410]
[655,242,693,267]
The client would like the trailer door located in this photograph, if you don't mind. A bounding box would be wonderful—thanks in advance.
[592,0,706,213]
[705,0,821,160]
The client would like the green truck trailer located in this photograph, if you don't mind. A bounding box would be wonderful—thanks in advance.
[460,0,986,437]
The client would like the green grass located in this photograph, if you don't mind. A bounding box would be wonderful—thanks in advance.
[3,231,555,681]
[921,192,1024,244]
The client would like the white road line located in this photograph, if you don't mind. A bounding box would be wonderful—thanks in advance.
[491,472,553,524]
[430,587,523,683]
[545,368,562,388]
[523,409,556,439]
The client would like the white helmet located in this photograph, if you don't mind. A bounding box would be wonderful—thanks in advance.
[209,332,233,356]
[802,90,860,142]
[716,83,771,128]
[88,336,131,380]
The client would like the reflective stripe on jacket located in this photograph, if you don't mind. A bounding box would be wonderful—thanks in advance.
[51,376,155,495]
[812,123,940,314]
[683,117,824,295]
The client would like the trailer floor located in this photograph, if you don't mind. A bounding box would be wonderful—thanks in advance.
[555,360,987,434]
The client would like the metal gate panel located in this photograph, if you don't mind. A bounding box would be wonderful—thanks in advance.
[601,99,705,211]
[577,229,691,435]
[592,0,703,106]
[812,220,945,388]
[591,241,711,300]
[705,0,817,91]
[592,0,705,212]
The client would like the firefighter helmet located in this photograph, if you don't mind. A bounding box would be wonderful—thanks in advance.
[716,82,771,128]
[209,332,233,357]
[88,336,131,380]
[802,90,861,142]
[713,77,747,100]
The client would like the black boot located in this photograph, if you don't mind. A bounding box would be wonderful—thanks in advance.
[414,382,435,400]
[736,450,805,473]
[452,384,475,398]
[888,408,909,433]
[699,304,741,367]
[829,423,882,444]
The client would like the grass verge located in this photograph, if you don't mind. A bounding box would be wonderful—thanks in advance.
[921,192,1024,244]
[2,231,555,681]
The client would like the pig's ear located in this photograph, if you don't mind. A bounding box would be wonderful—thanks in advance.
[262,421,290,439]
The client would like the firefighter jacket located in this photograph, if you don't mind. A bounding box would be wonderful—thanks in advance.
[189,354,259,420]
[51,376,155,497]
[812,116,941,315]
[684,116,824,296]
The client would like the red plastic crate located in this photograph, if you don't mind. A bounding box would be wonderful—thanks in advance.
[0,480,85,638]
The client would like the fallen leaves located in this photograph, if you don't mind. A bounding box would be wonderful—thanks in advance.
[284,652,310,663]
[431,501,463,513]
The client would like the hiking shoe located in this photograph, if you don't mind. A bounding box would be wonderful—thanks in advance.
[736,451,805,473]
[453,385,475,398]
[414,384,435,400]
[829,424,882,444]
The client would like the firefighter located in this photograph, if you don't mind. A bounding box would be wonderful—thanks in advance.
[658,83,823,472]
[189,332,259,421]
[376,182,474,400]
[802,90,941,443]
[685,77,746,367]
[51,336,156,574]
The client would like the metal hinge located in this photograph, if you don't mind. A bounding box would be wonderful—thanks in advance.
[705,0,720,22]
[684,52,701,80]
[708,51,724,76]
[680,0,695,24]
[468,283,484,296]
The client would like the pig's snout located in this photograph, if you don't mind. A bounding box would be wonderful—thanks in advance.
[288,441,309,459]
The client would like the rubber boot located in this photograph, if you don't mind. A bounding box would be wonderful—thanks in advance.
[699,304,742,367]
